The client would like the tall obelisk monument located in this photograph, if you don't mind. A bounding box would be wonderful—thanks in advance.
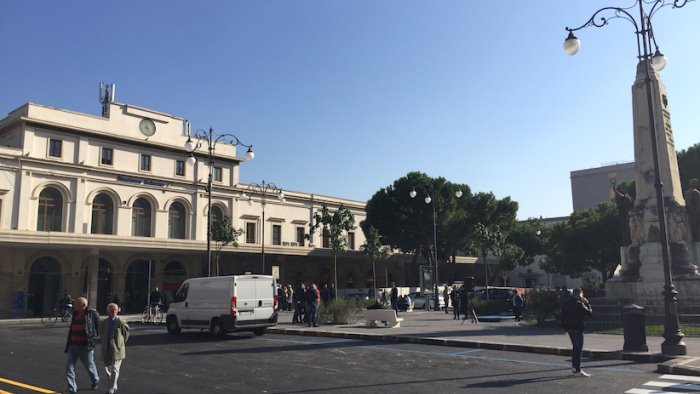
[621,61,697,282]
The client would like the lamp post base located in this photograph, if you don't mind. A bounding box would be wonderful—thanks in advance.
[661,340,687,356]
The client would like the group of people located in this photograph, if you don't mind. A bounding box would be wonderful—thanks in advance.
[64,297,130,394]
[290,282,333,327]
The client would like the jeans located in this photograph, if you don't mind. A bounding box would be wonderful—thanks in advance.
[308,301,318,326]
[568,329,584,372]
[66,344,99,392]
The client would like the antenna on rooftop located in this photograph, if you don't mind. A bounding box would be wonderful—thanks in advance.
[99,82,116,117]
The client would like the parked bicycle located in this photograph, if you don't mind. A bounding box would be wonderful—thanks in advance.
[41,304,73,327]
[141,303,164,325]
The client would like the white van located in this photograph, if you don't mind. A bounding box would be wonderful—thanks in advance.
[166,275,278,338]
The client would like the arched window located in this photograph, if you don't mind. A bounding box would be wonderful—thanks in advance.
[210,205,223,225]
[37,187,63,231]
[131,198,152,237]
[91,193,114,234]
[168,202,186,239]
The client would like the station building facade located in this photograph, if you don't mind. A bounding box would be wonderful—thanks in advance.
[0,99,419,317]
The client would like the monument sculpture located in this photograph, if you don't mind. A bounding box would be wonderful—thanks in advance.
[686,178,700,243]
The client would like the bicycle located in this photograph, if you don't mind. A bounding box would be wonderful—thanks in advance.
[141,304,164,325]
[41,305,73,327]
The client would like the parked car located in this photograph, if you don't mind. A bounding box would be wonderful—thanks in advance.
[407,292,445,310]
[468,287,513,314]
[343,292,369,304]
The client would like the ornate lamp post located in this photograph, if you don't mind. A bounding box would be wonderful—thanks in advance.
[184,127,254,277]
[564,0,691,355]
[241,181,285,275]
[410,187,463,311]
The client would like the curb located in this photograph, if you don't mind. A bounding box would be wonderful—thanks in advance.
[657,356,700,377]
[267,326,672,364]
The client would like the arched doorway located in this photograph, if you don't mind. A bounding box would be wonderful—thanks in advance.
[28,257,62,316]
[124,259,154,313]
[162,261,187,306]
[82,259,113,313]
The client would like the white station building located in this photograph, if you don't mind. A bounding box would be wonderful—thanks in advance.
[0,94,380,317]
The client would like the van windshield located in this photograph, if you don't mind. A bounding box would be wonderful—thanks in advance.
[173,284,188,302]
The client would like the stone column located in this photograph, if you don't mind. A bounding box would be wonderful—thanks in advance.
[86,249,99,308]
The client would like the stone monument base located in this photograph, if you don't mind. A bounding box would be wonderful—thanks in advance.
[638,243,665,282]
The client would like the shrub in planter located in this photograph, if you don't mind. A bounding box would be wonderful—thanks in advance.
[527,288,561,325]
[319,298,363,324]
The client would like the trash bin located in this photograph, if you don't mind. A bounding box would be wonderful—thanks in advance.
[622,304,648,352]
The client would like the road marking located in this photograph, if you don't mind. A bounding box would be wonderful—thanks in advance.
[660,374,700,383]
[448,349,484,355]
[643,380,700,390]
[626,373,700,393]
[0,377,56,393]
[262,334,644,374]
[0,389,13,394]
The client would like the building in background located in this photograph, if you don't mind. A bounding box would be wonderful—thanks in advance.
[570,161,635,212]
[0,97,395,317]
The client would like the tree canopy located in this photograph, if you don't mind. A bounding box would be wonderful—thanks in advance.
[362,171,519,272]
[678,142,700,190]
[542,203,621,283]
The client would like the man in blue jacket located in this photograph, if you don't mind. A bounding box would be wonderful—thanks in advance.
[561,288,593,377]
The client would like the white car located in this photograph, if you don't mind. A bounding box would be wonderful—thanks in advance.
[407,292,445,310]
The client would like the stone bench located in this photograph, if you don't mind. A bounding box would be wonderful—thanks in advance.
[365,309,404,328]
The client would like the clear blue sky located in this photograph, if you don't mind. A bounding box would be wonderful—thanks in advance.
[2,1,699,220]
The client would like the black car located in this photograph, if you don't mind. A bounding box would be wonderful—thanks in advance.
[468,287,513,314]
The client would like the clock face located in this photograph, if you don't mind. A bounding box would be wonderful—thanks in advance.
[139,118,156,136]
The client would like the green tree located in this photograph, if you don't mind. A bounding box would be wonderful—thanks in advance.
[678,142,700,189]
[211,216,243,276]
[309,204,355,296]
[363,172,468,268]
[361,226,389,298]
[363,172,519,285]
[465,222,505,299]
[502,219,547,269]
[542,203,621,283]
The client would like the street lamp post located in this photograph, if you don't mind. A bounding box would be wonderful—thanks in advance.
[410,187,463,311]
[564,0,691,355]
[184,127,254,277]
[242,181,284,275]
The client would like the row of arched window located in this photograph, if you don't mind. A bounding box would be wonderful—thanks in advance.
[36,186,224,239]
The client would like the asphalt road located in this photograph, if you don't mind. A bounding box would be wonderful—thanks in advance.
[0,321,686,394]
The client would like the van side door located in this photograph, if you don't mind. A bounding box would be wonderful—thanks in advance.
[254,278,276,321]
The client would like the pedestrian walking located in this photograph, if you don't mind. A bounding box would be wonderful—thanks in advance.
[512,289,524,322]
[443,285,450,314]
[390,282,398,314]
[292,283,305,324]
[451,286,460,320]
[286,285,294,311]
[561,288,593,377]
[307,283,320,327]
[64,297,100,393]
[99,303,129,394]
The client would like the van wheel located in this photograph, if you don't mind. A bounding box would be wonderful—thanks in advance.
[210,319,225,339]
[166,316,181,335]
[253,328,266,336]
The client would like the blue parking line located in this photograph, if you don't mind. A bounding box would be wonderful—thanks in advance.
[260,335,645,375]
[448,349,485,355]
[360,345,645,374]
